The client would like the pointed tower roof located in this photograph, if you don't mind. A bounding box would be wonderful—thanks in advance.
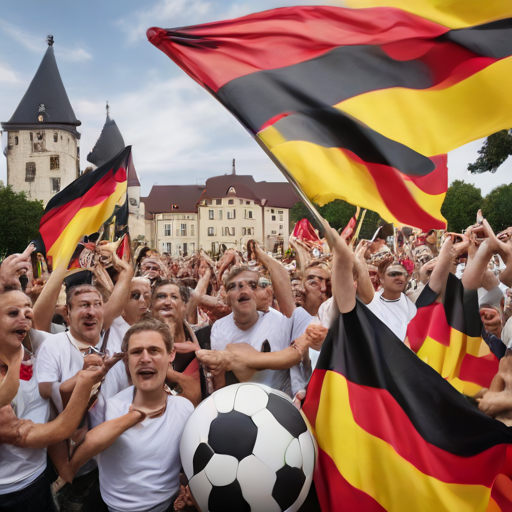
[88,104,140,187]
[1,37,81,137]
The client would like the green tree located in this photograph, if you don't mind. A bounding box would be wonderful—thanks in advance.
[0,186,44,256]
[482,184,512,232]
[440,180,482,233]
[468,130,512,174]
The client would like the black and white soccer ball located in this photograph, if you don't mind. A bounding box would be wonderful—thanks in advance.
[180,383,316,512]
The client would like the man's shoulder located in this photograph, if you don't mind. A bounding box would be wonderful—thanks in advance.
[107,386,134,408]
[37,331,70,354]
[168,395,194,416]
[211,312,234,331]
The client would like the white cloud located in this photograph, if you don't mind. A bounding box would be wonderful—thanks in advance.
[0,62,20,83]
[0,20,92,62]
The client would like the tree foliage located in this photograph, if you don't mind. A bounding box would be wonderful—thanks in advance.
[290,199,382,240]
[468,129,512,174]
[482,184,512,233]
[440,180,482,233]
[0,186,44,256]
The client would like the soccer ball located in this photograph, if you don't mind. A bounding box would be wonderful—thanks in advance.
[180,383,316,512]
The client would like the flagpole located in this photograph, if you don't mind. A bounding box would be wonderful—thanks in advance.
[253,136,326,231]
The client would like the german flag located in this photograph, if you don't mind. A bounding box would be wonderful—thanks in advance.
[38,147,130,269]
[302,301,512,512]
[148,6,512,230]
[407,274,499,396]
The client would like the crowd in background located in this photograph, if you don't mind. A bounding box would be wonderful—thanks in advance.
[1,208,512,512]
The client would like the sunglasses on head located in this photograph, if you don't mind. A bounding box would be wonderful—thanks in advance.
[226,280,258,292]
[258,278,272,288]
[143,265,159,271]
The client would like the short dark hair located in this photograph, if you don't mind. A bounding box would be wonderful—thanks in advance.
[223,265,260,288]
[152,279,188,304]
[66,285,102,308]
[122,318,174,353]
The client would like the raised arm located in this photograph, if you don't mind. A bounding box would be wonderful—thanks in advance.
[255,243,295,318]
[186,268,211,325]
[102,256,134,330]
[320,218,356,314]
[429,234,469,297]
[353,240,374,305]
[32,264,67,332]
[0,244,34,292]
[0,367,104,449]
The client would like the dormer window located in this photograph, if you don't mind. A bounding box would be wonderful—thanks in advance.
[171,204,179,210]
[228,187,236,194]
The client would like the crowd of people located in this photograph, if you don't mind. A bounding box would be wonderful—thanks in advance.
[1,209,512,512]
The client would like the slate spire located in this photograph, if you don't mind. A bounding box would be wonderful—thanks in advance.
[1,41,81,136]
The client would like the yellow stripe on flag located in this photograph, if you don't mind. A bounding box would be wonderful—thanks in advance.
[48,181,127,268]
[257,130,446,226]
[313,371,492,512]
[335,57,512,157]
[345,0,512,29]
[416,330,492,395]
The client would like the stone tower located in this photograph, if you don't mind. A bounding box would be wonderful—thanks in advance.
[1,36,81,205]
[87,104,145,240]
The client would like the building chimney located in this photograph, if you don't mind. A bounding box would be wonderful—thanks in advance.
[232,158,236,175]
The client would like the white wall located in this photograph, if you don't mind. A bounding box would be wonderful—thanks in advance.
[6,128,78,205]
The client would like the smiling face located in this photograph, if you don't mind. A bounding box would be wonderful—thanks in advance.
[152,284,186,325]
[127,330,175,393]
[67,290,104,345]
[141,260,162,281]
[0,291,33,359]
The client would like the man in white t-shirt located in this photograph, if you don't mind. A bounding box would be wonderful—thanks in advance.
[36,260,132,511]
[209,265,312,396]
[55,319,193,512]
[358,260,417,342]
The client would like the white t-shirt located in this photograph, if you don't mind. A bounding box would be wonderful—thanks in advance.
[366,290,417,342]
[36,326,130,476]
[0,359,50,494]
[95,387,193,512]
[211,307,313,395]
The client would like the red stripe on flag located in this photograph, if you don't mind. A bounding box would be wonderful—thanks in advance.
[315,448,387,512]
[407,303,451,351]
[340,148,446,230]
[345,375,505,486]
[302,367,325,431]
[458,353,499,389]
[404,154,448,195]
[147,6,449,92]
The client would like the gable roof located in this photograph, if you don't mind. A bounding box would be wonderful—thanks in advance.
[142,174,300,215]
[1,46,80,137]
[141,185,204,214]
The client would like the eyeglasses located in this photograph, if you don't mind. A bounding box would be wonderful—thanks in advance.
[82,345,106,357]
[143,265,159,272]
[386,271,408,278]
[226,280,258,292]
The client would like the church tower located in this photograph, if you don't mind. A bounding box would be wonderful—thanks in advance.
[87,104,145,240]
[1,36,81,205]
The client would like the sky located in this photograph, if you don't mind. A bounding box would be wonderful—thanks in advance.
[0,0,510,199]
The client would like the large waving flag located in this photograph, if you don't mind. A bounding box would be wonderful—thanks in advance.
[407,274,499,396]
[148,5,511,230]
[302,301,512,512]
[38,147,130,269]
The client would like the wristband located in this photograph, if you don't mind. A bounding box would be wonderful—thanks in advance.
[290,340,304,363]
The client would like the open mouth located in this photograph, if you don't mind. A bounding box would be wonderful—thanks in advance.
[83,321,97,328]
[13,328,28,341]
[238,296,250,303]
[137,367,157,380]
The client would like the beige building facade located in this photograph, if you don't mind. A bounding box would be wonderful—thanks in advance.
[142,168,300,257]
